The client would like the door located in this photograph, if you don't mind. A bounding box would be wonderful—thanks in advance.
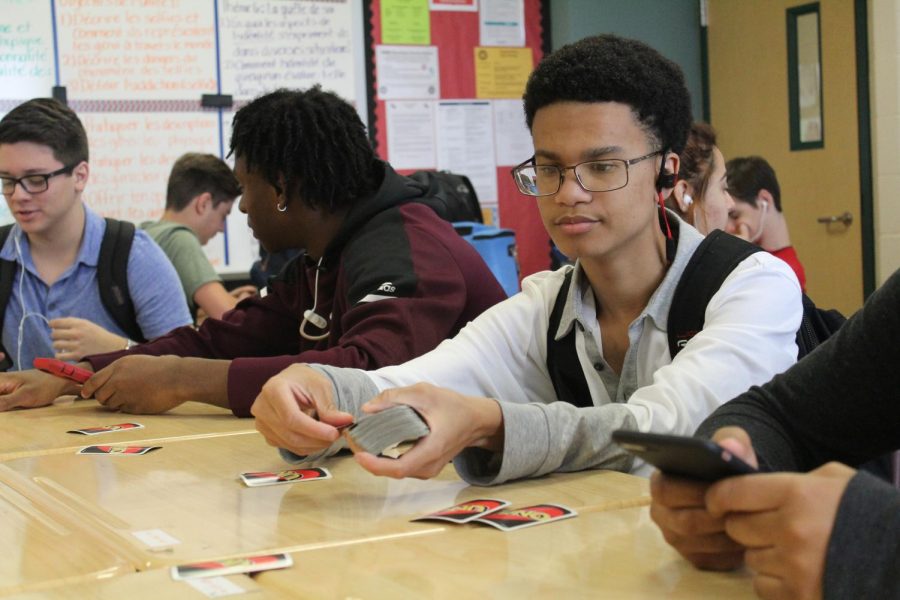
[707,0,866,314]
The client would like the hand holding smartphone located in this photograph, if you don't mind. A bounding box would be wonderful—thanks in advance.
[612,430,756,482]
[33,357,93,385]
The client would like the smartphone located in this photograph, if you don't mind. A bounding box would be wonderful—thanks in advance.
[612,430,756,482]
[33,357,93,385]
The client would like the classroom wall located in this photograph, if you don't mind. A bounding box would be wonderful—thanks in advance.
[0,0,368,275]
[549,0,705,121]
[707,0,864,315]
[869,0,900,285]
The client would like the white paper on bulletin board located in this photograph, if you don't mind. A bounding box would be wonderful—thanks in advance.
[436,100,497,205]
[218,0,368,128]
[0,0,55,100]
[55,2,217,101]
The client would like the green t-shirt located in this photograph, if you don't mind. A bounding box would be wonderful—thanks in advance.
[140,220,220,312]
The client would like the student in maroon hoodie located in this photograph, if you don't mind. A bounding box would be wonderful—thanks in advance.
[0,87,506,417]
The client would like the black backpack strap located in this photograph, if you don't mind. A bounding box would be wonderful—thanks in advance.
[0,224,16,370]
[667,230,762,358]
[795,293,846,358]
[545,269,593,408]
[98,218,145,343]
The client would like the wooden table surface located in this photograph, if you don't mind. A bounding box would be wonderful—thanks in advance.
[0,402,755,599]
[258,504,755,600]
[0,463,134,597]
[0,398,255,461]
[0,433,651,571]
[7,503,754,600]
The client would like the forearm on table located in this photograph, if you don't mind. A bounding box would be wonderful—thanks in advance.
[171,357,230,408]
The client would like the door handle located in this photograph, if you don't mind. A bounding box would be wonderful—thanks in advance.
[816,211,853,226]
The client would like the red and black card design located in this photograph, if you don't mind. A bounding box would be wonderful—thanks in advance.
[473,503,577,531]
[412,498,511,524]
[239,467,331,487]
[67,422,144,435]
[170,553,293,580]
[77,445,160,455]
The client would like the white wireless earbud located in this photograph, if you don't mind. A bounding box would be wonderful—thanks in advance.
[683,194,693,207]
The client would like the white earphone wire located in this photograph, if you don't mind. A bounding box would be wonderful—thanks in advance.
[12,228,51,371]
[299,256,330,341]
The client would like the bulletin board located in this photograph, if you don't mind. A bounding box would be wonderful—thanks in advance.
[367,0,549,278]
[0,0,368,274]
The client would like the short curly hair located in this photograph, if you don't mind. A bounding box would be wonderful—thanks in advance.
[228,87,378,213]
[523,35,692,154]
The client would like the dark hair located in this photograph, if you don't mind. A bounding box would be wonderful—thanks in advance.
[228,87,377,213]
[678,122,717,201]
[0,98,89,165]
[726,156,782,212]
[523,34,692,155]
[166,153,241,211]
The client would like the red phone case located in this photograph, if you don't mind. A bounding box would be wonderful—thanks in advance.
[33,357,92,384]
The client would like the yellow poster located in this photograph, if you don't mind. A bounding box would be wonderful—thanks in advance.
[474,47,533,99]
[381,0,431,45]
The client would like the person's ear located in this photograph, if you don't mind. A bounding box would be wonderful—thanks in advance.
[659,152,680,192]
[193,192,213,215]
[72,161,89,192]
[673,181,694,213]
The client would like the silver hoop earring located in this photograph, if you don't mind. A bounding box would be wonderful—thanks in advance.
[276,201,287,213]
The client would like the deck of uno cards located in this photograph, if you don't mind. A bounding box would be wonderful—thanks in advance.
[239,467,331,487]
[473,503,577,531]
[171,553,293,580]
[412,499,511,524]
[77,445,160,455]
[67,422,144,435]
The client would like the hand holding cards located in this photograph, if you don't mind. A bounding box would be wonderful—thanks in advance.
[343,405,430,457]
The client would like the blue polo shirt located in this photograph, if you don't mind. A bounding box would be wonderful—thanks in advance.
[0,205,192,371]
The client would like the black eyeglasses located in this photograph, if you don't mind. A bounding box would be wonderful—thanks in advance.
[510,151,662,197]
[0,164,78,196]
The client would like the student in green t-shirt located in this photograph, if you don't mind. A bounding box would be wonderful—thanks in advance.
[142,153,257,321]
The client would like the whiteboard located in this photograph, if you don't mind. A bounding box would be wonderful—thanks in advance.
[0,0,368,273]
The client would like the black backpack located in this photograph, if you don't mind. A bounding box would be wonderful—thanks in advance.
[0,218,144,371]
[545,230,845,406]
[667,230,845,360]
[408,170,483,224]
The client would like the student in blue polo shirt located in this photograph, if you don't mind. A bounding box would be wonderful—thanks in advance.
[0,98,190,371]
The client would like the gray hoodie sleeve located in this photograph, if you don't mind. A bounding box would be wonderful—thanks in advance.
[279,365,380,464]
[454,401,637,485]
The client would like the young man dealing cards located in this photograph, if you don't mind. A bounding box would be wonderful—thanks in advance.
[252,35,802,485]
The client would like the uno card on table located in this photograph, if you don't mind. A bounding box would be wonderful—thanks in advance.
[412,499,511,524]
[239,467,331,487]
[473,503,577,531]
[67,422,144,435]
[171,553,293,580]
[77,445,160,455]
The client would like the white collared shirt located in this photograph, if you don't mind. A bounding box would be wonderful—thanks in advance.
[366,219,802,482]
